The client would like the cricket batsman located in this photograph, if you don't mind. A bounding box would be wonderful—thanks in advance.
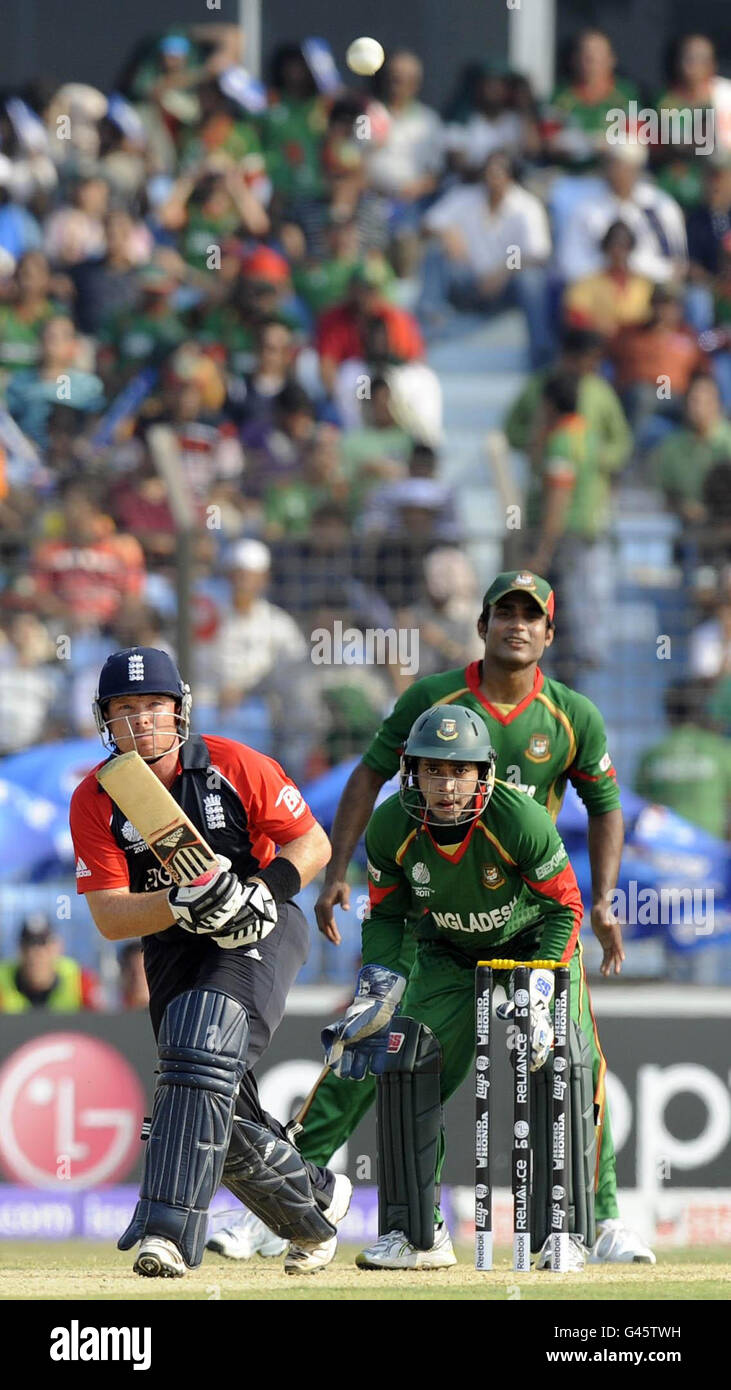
[69,645,351,1277]
[300,571,653,1265]
[325,702,593,1267]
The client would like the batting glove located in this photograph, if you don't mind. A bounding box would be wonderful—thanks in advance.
[322,965,406,1080]
[496,968,555,1072]
[210,880,278,950]
[168,855,246,935]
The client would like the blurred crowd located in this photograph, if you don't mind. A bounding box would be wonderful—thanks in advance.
[0,24,729,1001]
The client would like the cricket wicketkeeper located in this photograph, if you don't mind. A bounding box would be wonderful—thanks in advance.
[69,645,351,1278]
[325,702,593,1269]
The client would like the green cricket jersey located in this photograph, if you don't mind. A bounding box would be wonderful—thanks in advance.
[364,782,583,965]
[550,78,639,137]
[635,724,731,839]
[362,662,620,822]
[527,414,610,541]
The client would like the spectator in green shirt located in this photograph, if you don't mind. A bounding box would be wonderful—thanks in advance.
[340,376,412,516]
[98,266,187,384]
[261,45,328,202]
[292,213,361,320]
[178,81,266,176]
[545,29,639,166]
[708,674,731,736]
[0,251,61,389]
[127,27,243,105]
[526,371,607,555]
[156,160,269,271]
[653,36,730,212]
[635,681,731,839]
[293,214,396,326]
[263,422,348,537]
[651,373,731,522]
[504,326,632,479]
[524,370,614,686]
[190,267,264,380]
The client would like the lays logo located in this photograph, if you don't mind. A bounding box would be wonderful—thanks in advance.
[525,732,551,763]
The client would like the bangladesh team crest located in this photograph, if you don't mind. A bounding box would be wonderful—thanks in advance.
[525,732,551,763]
[513,572,536,589]
[482,864,505,890]
[436,717,458,741]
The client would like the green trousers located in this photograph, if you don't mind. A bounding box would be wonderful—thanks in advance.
[299,937,618,1222]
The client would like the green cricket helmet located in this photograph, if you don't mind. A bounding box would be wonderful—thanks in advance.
[399,704,497,826]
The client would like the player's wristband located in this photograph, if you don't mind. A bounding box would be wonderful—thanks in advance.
[256,857,302,905]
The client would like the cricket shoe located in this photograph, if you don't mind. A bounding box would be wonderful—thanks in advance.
[284,1173,353,1275]
[356,1222,457,1270]
[535,1233,586,1271]
[589,1219,656,1264]
[206,1208,287,1260]
[133,1236,186,1278]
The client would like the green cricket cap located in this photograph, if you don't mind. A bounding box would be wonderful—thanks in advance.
[481,570,555,622]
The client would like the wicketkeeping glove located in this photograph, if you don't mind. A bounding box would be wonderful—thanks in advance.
[496,967,555,1072]
[321,964,407,1080]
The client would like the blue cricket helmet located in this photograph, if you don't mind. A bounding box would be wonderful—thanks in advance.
[93,647,192,752]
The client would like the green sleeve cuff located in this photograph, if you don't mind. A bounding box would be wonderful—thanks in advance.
[537,919,575,961]
[576,783,622,815]
[361,921,406,971]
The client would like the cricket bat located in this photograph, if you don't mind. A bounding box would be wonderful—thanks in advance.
[96,750,218,884]
[286,1066,330,1143]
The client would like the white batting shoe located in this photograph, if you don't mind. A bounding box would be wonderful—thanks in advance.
[284,1173,352,1275]
[535,1232,586,1271]
[207,1208,287,1260]
[133,1235,186,1278]
[589,1219,656,1264]
[356,1222,457,1270]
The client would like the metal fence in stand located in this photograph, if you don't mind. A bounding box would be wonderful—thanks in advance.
[0,496,727,989]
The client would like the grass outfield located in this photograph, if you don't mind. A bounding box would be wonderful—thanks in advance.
[0,1241,728,1300]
